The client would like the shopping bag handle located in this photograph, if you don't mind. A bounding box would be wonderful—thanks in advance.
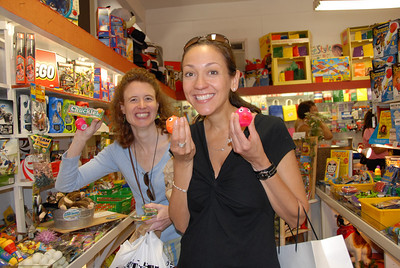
[291,205,318,251]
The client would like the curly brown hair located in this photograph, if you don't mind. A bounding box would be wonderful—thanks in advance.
[110,68,173,148]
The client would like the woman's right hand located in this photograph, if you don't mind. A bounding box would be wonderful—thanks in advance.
[170,117,195,162]
[75,119,103,142]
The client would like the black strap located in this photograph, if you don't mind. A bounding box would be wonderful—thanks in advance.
[292,205,319,252]
[129,148,146,205]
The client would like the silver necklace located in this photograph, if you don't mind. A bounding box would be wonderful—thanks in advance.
[214,138,232,151]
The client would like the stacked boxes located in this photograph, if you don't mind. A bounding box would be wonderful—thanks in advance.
[94,67,109,101]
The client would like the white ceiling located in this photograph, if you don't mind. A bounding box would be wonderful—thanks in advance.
[135,0,251,10]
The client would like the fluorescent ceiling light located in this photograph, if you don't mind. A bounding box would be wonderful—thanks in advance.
[314,0,400,10]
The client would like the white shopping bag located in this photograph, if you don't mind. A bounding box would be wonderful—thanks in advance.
[110,231,174,268]
[277,235,353,268]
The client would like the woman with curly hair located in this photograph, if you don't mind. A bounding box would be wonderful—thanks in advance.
[56,67,181,265]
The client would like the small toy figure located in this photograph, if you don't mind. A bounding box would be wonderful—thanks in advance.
[336,215,372,268]
[235,107,252,127]
[166,115,178,134]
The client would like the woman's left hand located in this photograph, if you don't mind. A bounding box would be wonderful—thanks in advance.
[143,203,172,232]
[229,113,270,171]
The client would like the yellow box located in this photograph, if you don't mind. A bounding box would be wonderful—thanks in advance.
[359,197,400,230]
[328,180,375,195]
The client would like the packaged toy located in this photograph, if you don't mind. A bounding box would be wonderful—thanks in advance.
[372,54,397,69]
[61,99,76,133]
[392,63,400,94]
[0,100,13,135]
[373,20,399,58]
[15,32,25,84]
[67,105,104,131]
[72,60,94,97]
[0,139,18,185]
[31,84,48,133]
[58,62,74,93]
[97,7,110,38]
[48,97,64,133]
[25,33,35,83]
[312,57,350,82]
[19,94,31,134]
[370,66,394,102]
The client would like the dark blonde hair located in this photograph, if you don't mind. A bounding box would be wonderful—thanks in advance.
[110,68,173,148]
[182,37,260,119]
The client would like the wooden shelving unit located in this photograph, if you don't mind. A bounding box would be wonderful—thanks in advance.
[341,25,374,81]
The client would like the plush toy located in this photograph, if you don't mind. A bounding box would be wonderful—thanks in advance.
[336,215,372,268]
[57,191,95,210]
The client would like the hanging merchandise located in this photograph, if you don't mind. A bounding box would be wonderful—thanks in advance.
[268,99,284,119]
[282,99,298,121]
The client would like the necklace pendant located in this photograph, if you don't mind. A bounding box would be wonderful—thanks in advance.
[220,148,225,151]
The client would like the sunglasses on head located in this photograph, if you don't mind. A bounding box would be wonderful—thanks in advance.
[184,33,231,51]
[143,172,156,201]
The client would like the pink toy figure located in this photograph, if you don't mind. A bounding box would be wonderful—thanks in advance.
[75,117,88,131]
[235,107,252,127]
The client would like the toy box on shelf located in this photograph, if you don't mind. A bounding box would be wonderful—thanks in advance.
[311,56,351,83]
[341,25,374,80]
[359,197,400,230]
[259,30,312,85]
[244,58,270,87]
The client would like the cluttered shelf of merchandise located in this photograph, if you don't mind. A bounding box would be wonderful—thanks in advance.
[316,187,400,261]
[12,84,111,109]
[0,0,177,100]
[174,79,371,101]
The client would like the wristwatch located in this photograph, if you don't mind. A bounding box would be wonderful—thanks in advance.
[255,163,277,180]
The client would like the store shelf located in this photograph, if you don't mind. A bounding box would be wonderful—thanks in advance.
[237,79,371,97]
[316,188,400,261]
[0,0,177,100]
[13,84,111,109]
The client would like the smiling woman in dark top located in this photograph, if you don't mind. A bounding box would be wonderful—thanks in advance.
[168,33,309,267]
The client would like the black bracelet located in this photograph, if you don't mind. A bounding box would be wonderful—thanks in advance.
[255,163,277,180]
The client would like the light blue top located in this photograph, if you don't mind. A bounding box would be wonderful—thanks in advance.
[55,141,180,243]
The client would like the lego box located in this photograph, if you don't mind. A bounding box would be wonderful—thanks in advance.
[312,57,350,82]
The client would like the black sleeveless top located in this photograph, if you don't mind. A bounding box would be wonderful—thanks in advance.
[177,114,295,268]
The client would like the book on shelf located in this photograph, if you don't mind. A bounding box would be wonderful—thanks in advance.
[324,158,340,181]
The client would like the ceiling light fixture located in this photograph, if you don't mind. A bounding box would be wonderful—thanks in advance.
[313,0,400,11]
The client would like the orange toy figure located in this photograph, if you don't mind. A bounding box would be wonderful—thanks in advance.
[166,115,178,134]
[235,107,252,127]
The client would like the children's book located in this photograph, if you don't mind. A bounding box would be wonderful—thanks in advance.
[324,158,340,181]
[369,109,392,144]
[330,149,353,179]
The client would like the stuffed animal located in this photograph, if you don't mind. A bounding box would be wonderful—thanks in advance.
[57,191,95,210]
[336,215,372,268]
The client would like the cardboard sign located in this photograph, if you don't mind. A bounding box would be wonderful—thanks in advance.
[35,49,59,88]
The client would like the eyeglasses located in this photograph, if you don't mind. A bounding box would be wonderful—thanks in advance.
[143,172,156,201]
[183,33,231,51]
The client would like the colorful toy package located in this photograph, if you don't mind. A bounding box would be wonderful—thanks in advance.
[0,139,18,186]
[31,84,48,133]
[58,62,74,93]
[311,57,350,82]
[372,54,397,70]
[0,100,13,135]
[393,63,400,95]
[370,66,394,102]
[390,103,400,143]
[73,60,94,97]
[373,20,399,58]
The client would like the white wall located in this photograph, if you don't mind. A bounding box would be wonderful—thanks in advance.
[144,0,400,62]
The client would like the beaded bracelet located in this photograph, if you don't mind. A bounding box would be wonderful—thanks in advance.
[173,182,188,193]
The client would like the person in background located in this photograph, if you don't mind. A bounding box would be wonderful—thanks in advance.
[362,110,388,171]
[295,100,333,140]
[55,68,181,265]
[168,33,309,267]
